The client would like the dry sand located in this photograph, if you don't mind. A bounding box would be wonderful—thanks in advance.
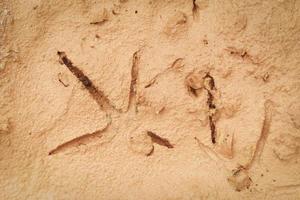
[0,0,300,199]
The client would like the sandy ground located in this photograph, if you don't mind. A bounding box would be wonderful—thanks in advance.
[0,0,300,199]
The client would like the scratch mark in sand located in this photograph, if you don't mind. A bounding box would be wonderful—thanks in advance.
[48,121,111,155]
[147,131,174,148]
[127,50,140,112]
[57,51,115,112]
[245,100,274,169]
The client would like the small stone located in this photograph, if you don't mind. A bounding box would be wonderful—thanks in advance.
[222,103,241,119]
[185,71,205,90]
[164,12,187,36]
[0,119,10,134]
[228,167,252,192]
[129,131,154,156]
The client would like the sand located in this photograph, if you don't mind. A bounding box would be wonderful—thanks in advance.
[0,0,300,199]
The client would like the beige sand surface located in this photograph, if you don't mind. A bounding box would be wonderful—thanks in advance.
[0,0,300,199]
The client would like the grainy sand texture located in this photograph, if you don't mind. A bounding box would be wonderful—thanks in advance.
[0,0,300,199]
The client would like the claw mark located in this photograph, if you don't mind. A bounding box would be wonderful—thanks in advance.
[57,51,115,111]
[90,19,107,25]
[188,86,198,97]
[49,122,111,155]
[144,80,155,88]
[57,73,69,87]
[245,100,274,169]
[225,47,261,65]
[147,131,174,148]
[203,73,217,144]
[146,146,154,156]
[145,58,183,88]
[128,51,140,112]
[112,10,119,15]
[208,115,216,143]
[58,78,69,87]
[192,0,199,19]
[170,58,184,69]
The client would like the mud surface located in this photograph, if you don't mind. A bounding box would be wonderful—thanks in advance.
[0,0,300,199]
